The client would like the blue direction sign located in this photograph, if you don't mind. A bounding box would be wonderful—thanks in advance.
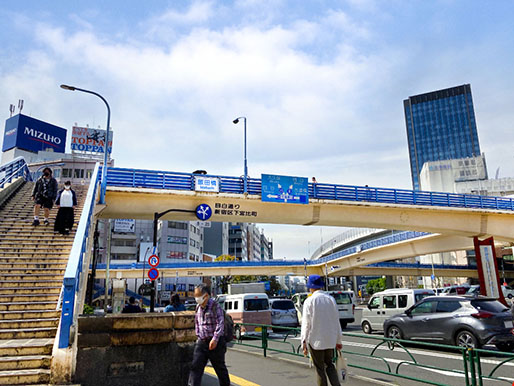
[148,268,159,281]
[196,204,212,220]
[261,174,309,204]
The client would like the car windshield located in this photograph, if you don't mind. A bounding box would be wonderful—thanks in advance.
[271,300,295,310]
[244,299,269,311]
[415,293,433,303]
[471,300,509,313]
[331,292,352,305]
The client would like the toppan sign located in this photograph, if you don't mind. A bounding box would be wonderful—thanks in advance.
[2,114,66,153]
[71,126,113,154]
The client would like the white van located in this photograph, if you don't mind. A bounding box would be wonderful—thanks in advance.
[361,288,434,334]
[221,293,271,338]
[292,290,355,329]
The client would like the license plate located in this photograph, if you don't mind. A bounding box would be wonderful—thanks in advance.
[504,320,513,328]
[254,327,262,332]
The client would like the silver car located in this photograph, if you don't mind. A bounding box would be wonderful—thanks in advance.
[383,296,514,351]
[269,298,299,331]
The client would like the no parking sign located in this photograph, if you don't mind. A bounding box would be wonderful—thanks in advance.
[148,268,159,281]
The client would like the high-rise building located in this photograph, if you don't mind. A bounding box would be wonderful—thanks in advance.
[404,84,483,190]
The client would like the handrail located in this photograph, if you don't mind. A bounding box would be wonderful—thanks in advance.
[104,166,514,212]
[0,156,32,188]
[58,163,100,348]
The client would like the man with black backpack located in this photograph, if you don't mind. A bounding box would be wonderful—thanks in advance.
[189,284,231,386]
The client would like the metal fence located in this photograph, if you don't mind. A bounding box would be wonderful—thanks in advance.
[58,163,100,348]
[232,323,514,386]
[103,166,514,212]
[0,156,32,188]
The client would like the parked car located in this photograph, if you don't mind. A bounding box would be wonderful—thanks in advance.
[361,288,434,334]
[440,285,470,296]
[467,284,514,300]
[221,293,271,338]
[383,295,514,351]
[269,298,299,331]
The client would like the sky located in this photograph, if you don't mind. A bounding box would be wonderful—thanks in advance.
[1,1,514,260]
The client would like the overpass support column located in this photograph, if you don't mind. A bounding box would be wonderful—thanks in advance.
[473,237,507,306]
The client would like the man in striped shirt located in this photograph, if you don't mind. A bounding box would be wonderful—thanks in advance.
[189,284,230,386]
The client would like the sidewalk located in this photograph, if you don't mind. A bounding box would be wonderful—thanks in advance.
[202,347,396,386]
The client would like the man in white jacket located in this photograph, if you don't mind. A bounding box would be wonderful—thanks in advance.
[301,275,343,386]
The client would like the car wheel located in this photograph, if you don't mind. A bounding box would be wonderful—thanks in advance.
[455,330,479,349]
[387,326,403,340]
[362,321,372,334]
[340,321,347,330]
[495,342,514,352]
[508,294,513,299]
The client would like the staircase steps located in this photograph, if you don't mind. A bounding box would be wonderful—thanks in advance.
[0,181,90,384]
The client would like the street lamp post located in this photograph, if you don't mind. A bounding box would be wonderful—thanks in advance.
[60,84,111,205]
[232,117,248,194]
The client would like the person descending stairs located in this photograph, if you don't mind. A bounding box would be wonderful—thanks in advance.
[0,180,86,385]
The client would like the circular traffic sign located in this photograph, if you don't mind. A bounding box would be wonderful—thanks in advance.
[148,254,160,268]
[148,268,159,281]
[196,204,212,221]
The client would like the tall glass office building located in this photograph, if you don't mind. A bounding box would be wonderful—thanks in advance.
[404,84,482,190]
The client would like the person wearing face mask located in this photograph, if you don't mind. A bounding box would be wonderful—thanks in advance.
[31,167,58,226]
[189,284,230,386]
[54,181,77,235]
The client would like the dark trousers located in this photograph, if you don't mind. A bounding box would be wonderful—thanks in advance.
[189,338,230,386]
[309,346,340,386]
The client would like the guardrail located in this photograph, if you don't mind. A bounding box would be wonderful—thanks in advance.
[103,166,514,212]
[232,323,514,386]
[58,163,100,348]
[0,156,32,188]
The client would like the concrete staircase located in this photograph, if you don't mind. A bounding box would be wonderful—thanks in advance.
[0,182,86,385]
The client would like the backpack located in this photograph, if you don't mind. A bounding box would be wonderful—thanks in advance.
[211,301,234,342]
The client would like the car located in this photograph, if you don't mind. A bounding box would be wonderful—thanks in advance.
[467,284,514,300]
[361,288,434,334]
[269,298,299,331]
[383,295,514,351]
[440,284,470,296]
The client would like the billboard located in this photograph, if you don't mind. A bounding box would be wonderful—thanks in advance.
[71,126,113,154]
[2,114,66,153]
[113,219,135,233]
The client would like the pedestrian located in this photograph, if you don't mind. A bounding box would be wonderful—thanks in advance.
[189,284,230,386]
[312,177,317,184]
[122,296,144,313]
[54,181,77,235]
[164,293,186,312]
[301,275,343,386]
[31,167,58,226]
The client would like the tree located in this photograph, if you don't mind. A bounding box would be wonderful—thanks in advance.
[214,254,235,294]
[366,278,386,295]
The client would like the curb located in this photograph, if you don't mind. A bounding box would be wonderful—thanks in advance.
[228,346,398,386]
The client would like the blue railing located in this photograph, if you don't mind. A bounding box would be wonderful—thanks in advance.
[103,166,514,212]
[0,156,32,188]
[58,163,100,348]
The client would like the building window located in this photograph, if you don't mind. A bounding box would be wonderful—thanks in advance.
[74,169,84,178]
[168,221,187,230]
[62,168,72,178]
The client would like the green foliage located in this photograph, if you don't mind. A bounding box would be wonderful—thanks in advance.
[366,278,387,295]
[83,304,94,315]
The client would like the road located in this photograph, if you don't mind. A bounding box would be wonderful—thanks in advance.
[231,308,514,386]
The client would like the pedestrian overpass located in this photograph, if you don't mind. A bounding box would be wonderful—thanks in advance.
[3,158,514,383]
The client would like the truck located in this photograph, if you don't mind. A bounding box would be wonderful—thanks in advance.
[228,282,266,295]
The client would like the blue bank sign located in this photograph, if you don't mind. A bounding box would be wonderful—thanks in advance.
[2,114,66,153]
[261,174,309,204]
